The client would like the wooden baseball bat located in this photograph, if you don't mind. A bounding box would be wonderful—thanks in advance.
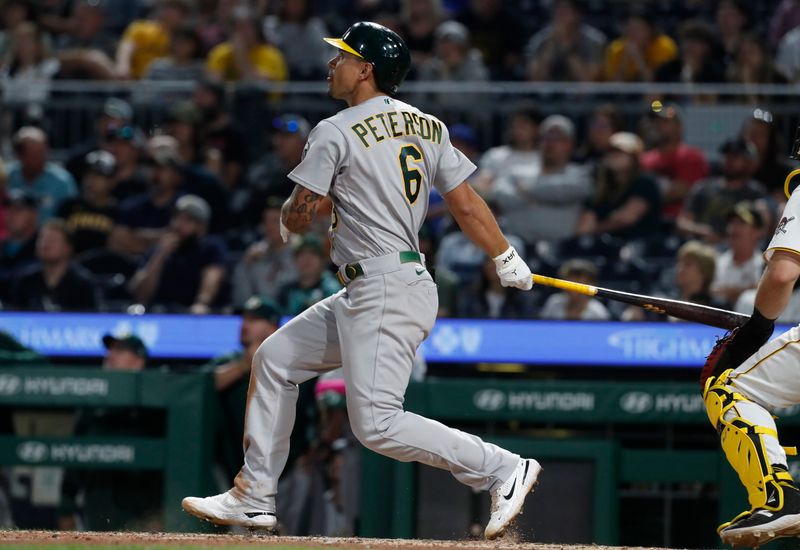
[531,274,749,330]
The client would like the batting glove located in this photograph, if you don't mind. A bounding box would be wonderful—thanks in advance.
[493,245,533,290]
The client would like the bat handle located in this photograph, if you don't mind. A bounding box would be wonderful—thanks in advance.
[531,274,599,296]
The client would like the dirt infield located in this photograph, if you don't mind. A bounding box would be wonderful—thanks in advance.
[0,530,658,550]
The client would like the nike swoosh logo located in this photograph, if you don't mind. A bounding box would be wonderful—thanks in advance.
[415,267,425,275]
[752,510,775,518]
[503,460,531,500]
[244,512,276,518]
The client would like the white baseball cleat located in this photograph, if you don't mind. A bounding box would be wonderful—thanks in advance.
[182,491,277,530]
[485,458,542,540]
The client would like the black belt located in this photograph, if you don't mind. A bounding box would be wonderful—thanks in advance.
[337,251,422,285]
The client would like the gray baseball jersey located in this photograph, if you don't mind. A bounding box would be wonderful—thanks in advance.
[231,96,520,508]
[288,95,476,265]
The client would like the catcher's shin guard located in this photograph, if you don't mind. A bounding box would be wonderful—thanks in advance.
[704,371,797,512]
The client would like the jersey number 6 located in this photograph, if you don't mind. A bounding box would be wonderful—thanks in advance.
[398,144,423,204]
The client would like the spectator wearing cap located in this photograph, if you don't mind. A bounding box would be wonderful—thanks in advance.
[112,147,183,256]
[163,101,204,166]
[678,137,770,243]
[261,0,331,80]
[525,0,606,82]
[7,126,77,224]
[59,332,163,531]
[473,103,541,195]
[64,97,132,183]
[102,333,148,371]
[57,150,118,254]
[146,133,230,235]
[640,102,709,219]
[192,80,250,194]
[247,114,311,201]
[711,201,766,307]
[416,21,488,92]
[0,189,40,297]
[276,234,340,316]
[115,0,191,79]
[144,25,204,81]
[579,132,662,239]
[741,108,793,201]
[130,194,227,313]
[105,124,149,202]
[603,6,678,82]
[490,114,591,245]
[206,6,288,83]
[540,259,611,321]
[232,196,297,305]
[11,218,97,311]
[655,19,725,85]
[201,295,282,482]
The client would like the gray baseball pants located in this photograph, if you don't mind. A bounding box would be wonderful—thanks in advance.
[232,253,519,506]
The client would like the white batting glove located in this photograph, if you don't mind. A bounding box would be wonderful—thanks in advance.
[493,246,533,290]
[279,219,291,243]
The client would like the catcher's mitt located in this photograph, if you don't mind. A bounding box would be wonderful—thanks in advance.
[699,327,739,392]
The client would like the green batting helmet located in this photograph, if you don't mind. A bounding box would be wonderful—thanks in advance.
[324,22,411,96]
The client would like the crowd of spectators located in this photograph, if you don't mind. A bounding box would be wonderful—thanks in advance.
[0,0,797,88]
[5,1,800,535]
[1,0,800,325]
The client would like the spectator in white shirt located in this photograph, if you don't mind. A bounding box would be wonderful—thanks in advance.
[490,114,591,245]
[540,259,611,321]
[711,201,765,307]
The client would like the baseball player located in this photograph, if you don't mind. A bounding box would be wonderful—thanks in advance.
[182,22,540,540]
[700,184,800,546]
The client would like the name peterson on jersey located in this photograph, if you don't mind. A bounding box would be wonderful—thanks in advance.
[350,110,444,148]
[287,96,476,266]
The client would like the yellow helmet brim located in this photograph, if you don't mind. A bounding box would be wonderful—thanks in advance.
[323,38,364,59]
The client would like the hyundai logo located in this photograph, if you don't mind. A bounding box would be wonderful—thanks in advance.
[474,389,506,412]
[619,391,654,414]
[17,441,48,463]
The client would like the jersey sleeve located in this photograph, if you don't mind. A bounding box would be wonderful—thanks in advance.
[434,128,477,195]
[287,121,347,196]
[766,188,800,260]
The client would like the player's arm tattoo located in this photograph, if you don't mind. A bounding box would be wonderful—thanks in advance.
[281,185,326,233]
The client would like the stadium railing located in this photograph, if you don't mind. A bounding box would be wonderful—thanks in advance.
[1,80,799,162]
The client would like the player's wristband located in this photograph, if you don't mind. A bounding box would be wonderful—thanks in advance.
[493,246,518,269]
